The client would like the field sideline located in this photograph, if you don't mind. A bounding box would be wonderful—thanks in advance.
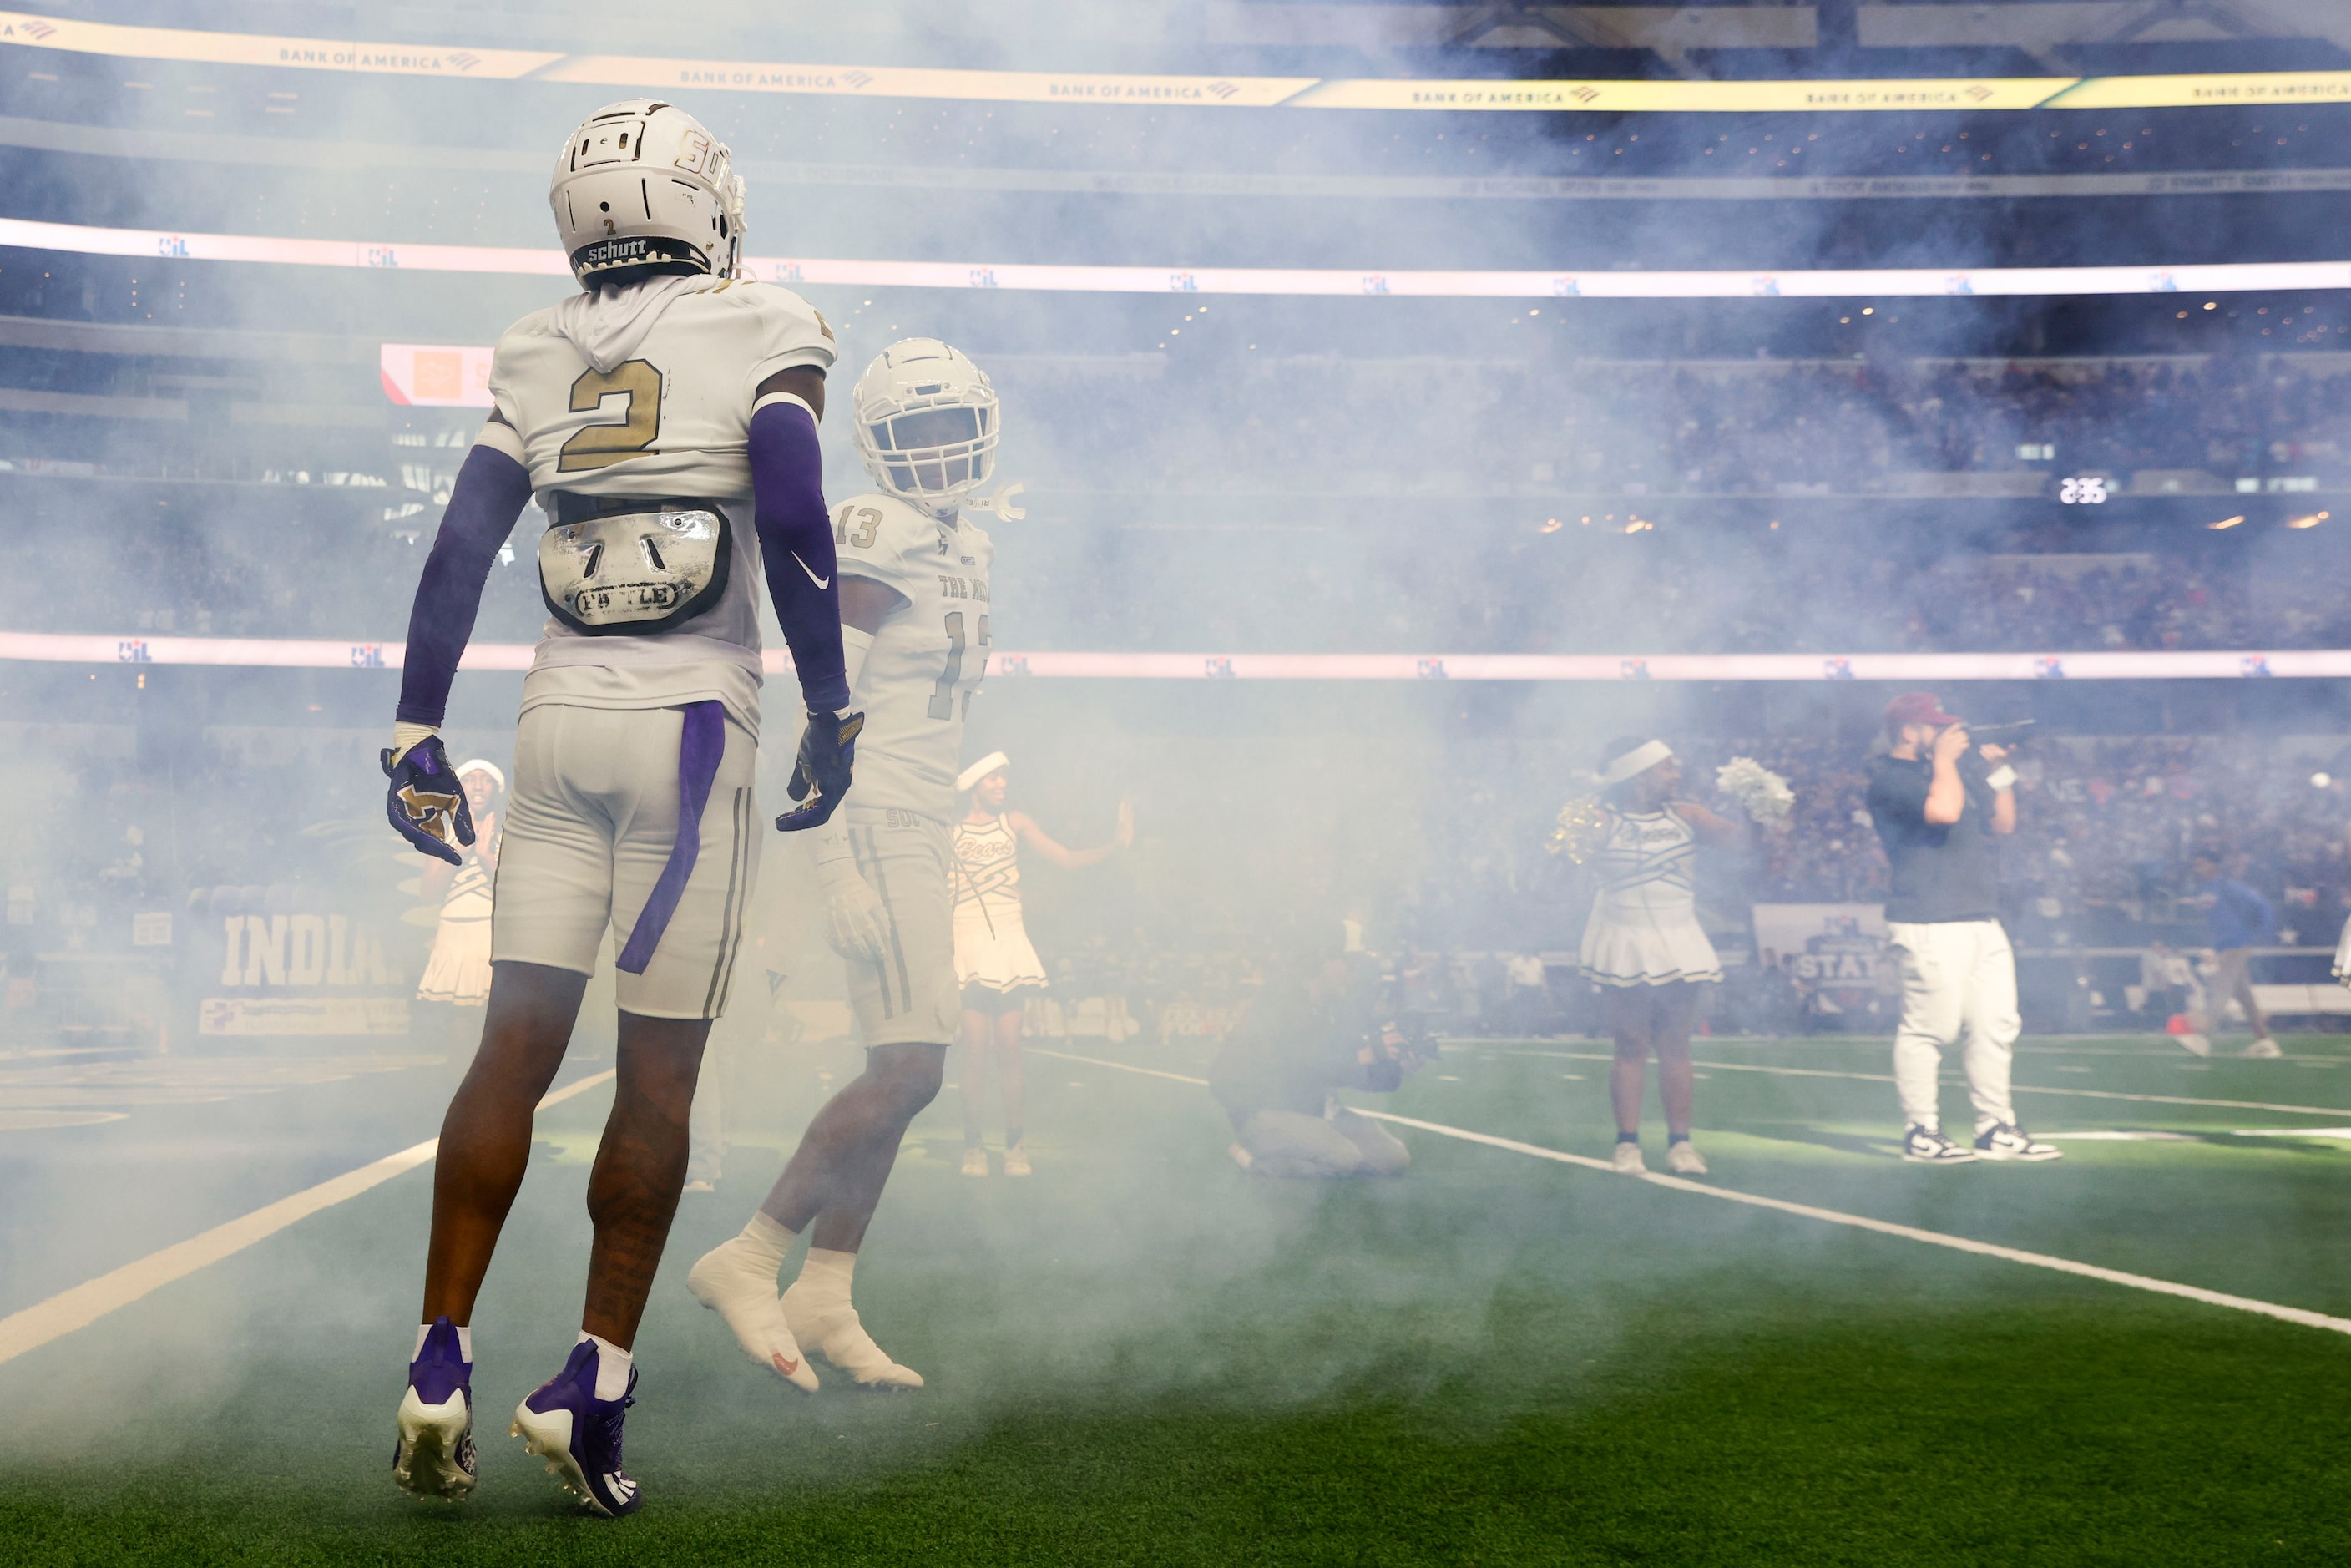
[3,1029,2347,1565]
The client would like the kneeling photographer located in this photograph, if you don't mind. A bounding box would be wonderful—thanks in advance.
[1211,940,1433,1179]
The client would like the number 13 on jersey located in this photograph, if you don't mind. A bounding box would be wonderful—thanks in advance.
[931,610,988,720]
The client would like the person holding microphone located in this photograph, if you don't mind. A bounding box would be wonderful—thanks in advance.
[1864,694,2060,1165]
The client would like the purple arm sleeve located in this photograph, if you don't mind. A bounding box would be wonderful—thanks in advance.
[395,442,533,727]
[749,398,851,714]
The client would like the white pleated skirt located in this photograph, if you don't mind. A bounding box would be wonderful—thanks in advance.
[417,912,493,1006]
[1579,911,1722,988]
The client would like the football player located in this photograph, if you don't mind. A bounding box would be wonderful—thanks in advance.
[387,100,861,1517]
[686,339,999,1393]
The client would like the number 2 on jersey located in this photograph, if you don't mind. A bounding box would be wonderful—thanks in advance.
[557,359,663,472]
[929,611,989,720]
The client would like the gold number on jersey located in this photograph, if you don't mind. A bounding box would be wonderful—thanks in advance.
[963,614,989,720]
[929,611,967,721]
[556,359,663,473]
[833,504,883,551]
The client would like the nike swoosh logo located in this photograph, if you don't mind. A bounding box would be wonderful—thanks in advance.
[791,552,831,589]
[771,1352,801,1376]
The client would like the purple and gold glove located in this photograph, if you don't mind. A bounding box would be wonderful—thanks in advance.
[776,709,864,832]
[382,734,475,864]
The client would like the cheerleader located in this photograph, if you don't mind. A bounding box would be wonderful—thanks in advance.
[415,759,504,1014]
[952,751,1132,1175]
[1578,737,1745,1176]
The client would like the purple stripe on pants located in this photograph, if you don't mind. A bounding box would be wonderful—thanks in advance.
[617,701,726,975]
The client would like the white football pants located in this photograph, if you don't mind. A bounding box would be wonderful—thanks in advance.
[1887,918,2019,1135]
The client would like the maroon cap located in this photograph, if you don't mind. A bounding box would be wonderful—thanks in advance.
[1883,691,1962,731]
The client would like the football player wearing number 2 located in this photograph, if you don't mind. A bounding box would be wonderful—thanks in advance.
[386,100,862,1518]
[687,339,999,1397]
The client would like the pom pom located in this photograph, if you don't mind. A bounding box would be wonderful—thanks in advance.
[1547,796,1609,862]
[1715,756,1794,825]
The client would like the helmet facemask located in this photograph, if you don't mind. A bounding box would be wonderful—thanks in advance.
[852,343,1001,518]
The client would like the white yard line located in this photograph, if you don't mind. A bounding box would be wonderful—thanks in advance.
[1494,1047,2351,1120]
[1032,1048,2351,1338]
[0,1070,615,1368]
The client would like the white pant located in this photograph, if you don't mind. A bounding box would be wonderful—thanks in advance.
[493,703,760,1019]
[1887,918,2019,1134]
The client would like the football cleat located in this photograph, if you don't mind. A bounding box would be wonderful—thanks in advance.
[2177,1032,2212,1058]
[685,1238,819,1393]
[1664,1141,1709,1176]
[1002,1143,1032,1177]
[1974,1123,2064,1162]
[781,1285,924,1390]
[1610,1141,1647,1175]
[2246,1037,2283,1059]
[511,1341,644,1518]
[1902,1125,1979,1164]
[392,1316,476,1500]
[960,1146,988,1177]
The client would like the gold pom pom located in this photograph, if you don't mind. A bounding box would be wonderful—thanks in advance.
[1547,797,1608,862]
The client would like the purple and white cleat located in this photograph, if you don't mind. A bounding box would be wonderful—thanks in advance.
[392,1317,476,1500]
[510,1340,643,1518]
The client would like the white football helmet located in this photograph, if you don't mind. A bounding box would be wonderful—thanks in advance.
[549,99,745,291]
[852,340,1000,517]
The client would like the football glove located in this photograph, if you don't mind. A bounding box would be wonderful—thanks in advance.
[776,709,864,833]
[810,827,889,964]
[382,733,474,865]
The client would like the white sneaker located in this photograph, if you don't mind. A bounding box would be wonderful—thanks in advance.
[1974,1123,2064,1162]
[2177,1033,2212,1058]
[1665,1141,1708,1176]
[685,1239,819,1393]
[781,1287,924,1390]
[1228,1141,1256,1171]
[1003,1143,1031,1176]
[1610,1141,1646,1174]
[2246,1037,2283,1059]
[1902,1125,1978,1165]
[960,1146,988,1177]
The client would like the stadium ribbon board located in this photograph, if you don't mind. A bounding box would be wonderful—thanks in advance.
[3,217,2347,300]
[3,116,2343,203]
[17,634,2348,682]
[5,12,2351,112]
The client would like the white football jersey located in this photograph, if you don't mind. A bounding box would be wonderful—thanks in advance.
[832,493,994,822]
[479,278,836,735]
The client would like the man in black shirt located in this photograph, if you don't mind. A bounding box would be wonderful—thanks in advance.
[1864,693,2060,1166]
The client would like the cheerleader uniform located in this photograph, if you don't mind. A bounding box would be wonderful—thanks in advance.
[1578,806,1722,988]
[952,812,1048,1008]
[417,842,495,1006]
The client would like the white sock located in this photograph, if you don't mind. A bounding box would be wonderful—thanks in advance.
[789,1247,857,1314]
[735,1211,797,1279]
[413,1323,473,1363]
[577,1331,632,1401]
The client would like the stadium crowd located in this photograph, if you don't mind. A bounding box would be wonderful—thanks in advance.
[1031,350,2351,499]
[1410,731,2351,953]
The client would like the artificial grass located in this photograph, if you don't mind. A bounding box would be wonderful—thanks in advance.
[3,1034,2344,1564]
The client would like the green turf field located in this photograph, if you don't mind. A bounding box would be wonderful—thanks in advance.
[5,1029,2350,1565]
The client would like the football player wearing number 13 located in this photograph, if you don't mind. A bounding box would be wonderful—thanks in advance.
[686,339,999,1398]
[384,100,862,1518]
